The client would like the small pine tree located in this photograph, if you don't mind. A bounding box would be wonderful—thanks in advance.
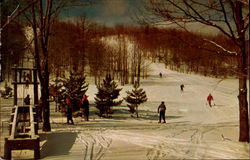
[49,81,64,111]
[62,72,88,111]
[95,74,123,117]
[124,82,147,118]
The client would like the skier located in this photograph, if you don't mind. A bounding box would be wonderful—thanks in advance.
[24,94,31,105]
[66,97,74,124]
[180,84,184,91]
[207,93,214,107]
[159,72,162,78]
[81,95,89,121]
[158,101,166,123]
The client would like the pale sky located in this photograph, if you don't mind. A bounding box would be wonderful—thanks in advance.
[61,0,143,26]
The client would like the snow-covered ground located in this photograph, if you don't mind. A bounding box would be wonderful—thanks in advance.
[0,62,249,159]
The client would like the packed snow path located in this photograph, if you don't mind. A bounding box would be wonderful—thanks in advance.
[0,62,249,159]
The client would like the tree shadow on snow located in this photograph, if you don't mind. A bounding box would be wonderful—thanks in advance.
[141,80,179,86]
[137,112,182,121]
[40,131,77,158]
[112,108,182,121]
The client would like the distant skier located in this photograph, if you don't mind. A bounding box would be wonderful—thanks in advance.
[66,97,74,125]
[158,101,166,123]
[207,93,214,107]
[180,84,184,91]
[24,94,30,105]
[81,95,89,121]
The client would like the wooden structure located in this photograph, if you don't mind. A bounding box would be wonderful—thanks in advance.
[12,65,39,105]
[4,66,40,159]
[4,105,40,159]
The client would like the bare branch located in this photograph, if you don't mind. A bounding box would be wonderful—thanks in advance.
[203,38,238,55]
[189,0,222,12]
[243,13,249,34]
[1,0,39,30]
[219,0,236,41]
[182,0,233,39]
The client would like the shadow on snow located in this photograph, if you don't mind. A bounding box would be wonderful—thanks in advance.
[40,131,77,158]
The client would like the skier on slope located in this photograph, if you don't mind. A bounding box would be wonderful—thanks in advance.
[180,84,184,92]
[66,97,74,124]
[207,93,214,107]
[159,72,162,78]
[81,95,89,121]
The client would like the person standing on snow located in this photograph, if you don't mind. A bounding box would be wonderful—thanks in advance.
[159,72,162,78]
[66,97,74,124]
[158,101,166,123]
[207,93,214,107]
[180,84,184,91]
[81,95,89,121]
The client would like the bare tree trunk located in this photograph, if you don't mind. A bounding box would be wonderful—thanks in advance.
[31,0,52,132]
[131,44,136,84]
[136,105,138,118]
[238,39,249,142]
[41,65,51,131]
[235,2,249,142]
[137,49,141,84]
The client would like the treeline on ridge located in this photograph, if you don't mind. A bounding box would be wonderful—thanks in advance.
[2,19,238,84]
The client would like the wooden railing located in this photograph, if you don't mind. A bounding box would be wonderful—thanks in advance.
[4,105,40,159]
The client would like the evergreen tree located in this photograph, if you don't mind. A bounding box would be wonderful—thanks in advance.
[61,72,88,111]
[124,82,147,118]
[95,74,123,117]
[49,79,65,111]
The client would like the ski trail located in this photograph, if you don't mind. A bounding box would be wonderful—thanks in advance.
[74,131,112,160]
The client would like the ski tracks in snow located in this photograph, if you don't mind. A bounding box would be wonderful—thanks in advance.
[51,121,112,160]
[76,132,112,160]
[145,123,237,160]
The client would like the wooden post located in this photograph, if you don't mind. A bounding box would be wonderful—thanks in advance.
[13,66,17,105]
[34,137,40,159]
[33,69,38,105]
[4,138,11,160]
[18,70,22,83]
[33,68,40,128]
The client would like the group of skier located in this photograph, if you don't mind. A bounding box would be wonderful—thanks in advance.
[156,73,214,124]
[23,92,214,125]
[156,92,214,124]
[22,72,214,125]
[65,95,89,125]
[179,83,214,107]
[63,73,215,124]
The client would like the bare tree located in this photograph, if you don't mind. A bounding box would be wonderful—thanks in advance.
[24,0,90,131]
[142,0,249,142]
[76,14,92,73]
[116,32,129,85]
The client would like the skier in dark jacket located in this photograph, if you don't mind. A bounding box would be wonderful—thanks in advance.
[159,72,162,78]
[81,95,89,121]
[180,84,184,91]
[207,93,214,107]
[66,97,74,124]
[158,101,166,123]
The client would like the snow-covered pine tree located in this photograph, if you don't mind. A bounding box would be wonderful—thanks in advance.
[124,82,147,118]
[62,72,88,111]
[95,74,123,117]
